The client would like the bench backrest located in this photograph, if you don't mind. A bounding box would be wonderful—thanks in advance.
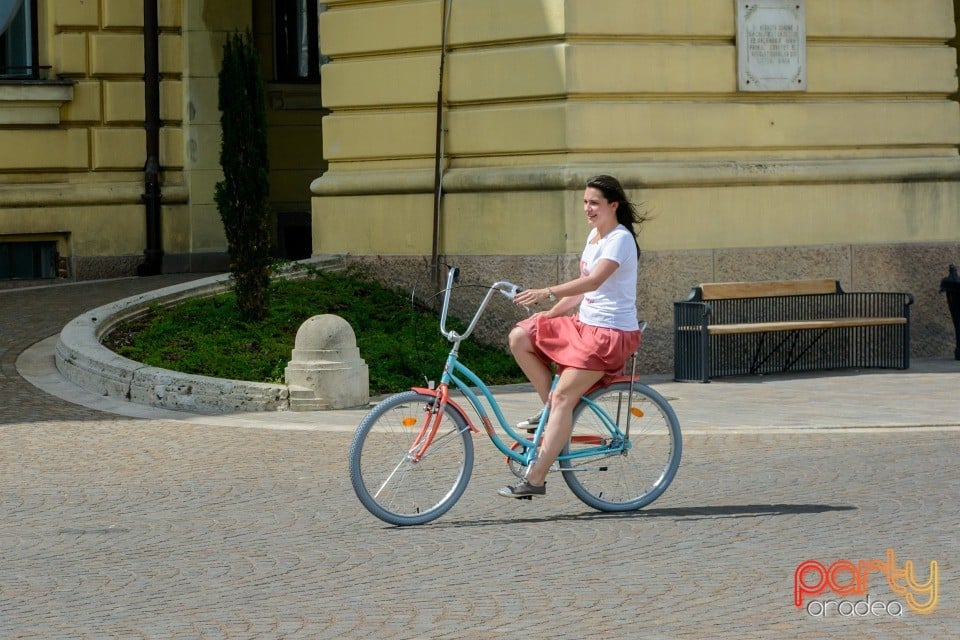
[698,279,839,301]
[676,280,912,332]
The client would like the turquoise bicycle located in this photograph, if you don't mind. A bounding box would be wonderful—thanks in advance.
[349,266,682,526]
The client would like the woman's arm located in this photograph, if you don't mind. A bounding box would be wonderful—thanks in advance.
[540,293,582,318]
[514,258,619,310]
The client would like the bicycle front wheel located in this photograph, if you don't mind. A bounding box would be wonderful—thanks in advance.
[561,382,681,512]
[349,390,474,526]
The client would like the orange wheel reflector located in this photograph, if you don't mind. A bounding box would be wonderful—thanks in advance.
[402,417,419,427]
[630,407,644,418]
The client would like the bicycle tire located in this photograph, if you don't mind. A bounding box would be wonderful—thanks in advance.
[561,382,681,512]
[349,390,474,526]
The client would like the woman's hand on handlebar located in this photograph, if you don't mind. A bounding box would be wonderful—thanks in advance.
[514,288,550,307]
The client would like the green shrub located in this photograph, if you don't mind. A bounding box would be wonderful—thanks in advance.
[105,270,524,396]
[214,30,271,322]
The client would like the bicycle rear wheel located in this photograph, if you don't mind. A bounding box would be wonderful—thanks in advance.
[349,390,474,526]
[561,382,681,512]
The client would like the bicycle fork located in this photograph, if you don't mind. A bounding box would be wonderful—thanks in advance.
[408,384,476,463]
[373,386,463,500]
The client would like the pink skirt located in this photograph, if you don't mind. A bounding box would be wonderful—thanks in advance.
[516,314,641,384]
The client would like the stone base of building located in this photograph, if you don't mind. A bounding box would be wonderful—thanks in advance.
[162,252,230,275]
[1,252,231,289]
[338,241,960,376]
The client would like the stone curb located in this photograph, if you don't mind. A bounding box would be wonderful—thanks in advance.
[54,257,344,413]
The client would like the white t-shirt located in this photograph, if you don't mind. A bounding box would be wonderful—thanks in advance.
[577,225,639,331]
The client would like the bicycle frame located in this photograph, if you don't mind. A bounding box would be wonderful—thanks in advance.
[412,267,635,470]
[413,350,631,473]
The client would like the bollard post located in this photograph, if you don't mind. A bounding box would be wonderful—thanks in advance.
[284,315,369,410]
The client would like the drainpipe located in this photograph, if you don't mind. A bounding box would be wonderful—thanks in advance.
[430,0,452,290]
[138,0,163,276]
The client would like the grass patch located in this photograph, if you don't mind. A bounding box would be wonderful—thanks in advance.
[104,267,525,395]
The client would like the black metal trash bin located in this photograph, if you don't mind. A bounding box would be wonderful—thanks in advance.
[939,264,960,360]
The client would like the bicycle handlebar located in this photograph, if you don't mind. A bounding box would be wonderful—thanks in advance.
[439,266,523,343]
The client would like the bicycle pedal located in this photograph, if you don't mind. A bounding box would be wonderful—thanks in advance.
[519,495,533,501]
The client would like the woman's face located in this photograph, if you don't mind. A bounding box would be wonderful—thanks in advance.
[583,187,618,230]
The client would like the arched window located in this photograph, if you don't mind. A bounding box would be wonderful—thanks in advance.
[0,0,38,79]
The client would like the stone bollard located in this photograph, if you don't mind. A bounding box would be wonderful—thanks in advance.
[284,315,369,410]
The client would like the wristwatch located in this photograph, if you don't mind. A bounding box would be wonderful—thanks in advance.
[546,288,556,302]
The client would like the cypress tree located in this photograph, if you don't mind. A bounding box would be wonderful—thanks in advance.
[215,31,271,322]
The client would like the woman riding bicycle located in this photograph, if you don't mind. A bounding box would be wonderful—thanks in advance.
[500,174,647,498]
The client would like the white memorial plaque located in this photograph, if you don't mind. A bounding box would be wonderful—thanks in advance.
[737,1,806,91]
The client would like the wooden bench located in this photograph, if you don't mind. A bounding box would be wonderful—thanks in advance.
[673,279,914,382]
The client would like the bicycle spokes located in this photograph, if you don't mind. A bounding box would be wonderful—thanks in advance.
[349,390,475,526]
[561,382,682,512]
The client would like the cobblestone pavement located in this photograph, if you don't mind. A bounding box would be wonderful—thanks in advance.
[1,277,958,639]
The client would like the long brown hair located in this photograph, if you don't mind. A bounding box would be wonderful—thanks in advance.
[586,174,646,257]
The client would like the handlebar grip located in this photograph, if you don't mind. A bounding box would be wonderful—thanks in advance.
[498,283,523,300]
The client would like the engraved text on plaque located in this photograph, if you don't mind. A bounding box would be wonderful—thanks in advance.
[737,1,806,92]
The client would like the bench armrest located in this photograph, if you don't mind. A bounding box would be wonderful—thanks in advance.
[674,300,711,327]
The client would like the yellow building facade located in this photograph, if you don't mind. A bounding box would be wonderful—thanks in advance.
[1,1,958,372]
[0,0,324,281]
[312,0,960,369]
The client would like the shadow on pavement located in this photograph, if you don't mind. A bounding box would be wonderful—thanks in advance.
[404,503,857,529]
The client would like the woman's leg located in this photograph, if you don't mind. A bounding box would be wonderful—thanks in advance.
[508,325,553,403]
[524,367,604,487]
